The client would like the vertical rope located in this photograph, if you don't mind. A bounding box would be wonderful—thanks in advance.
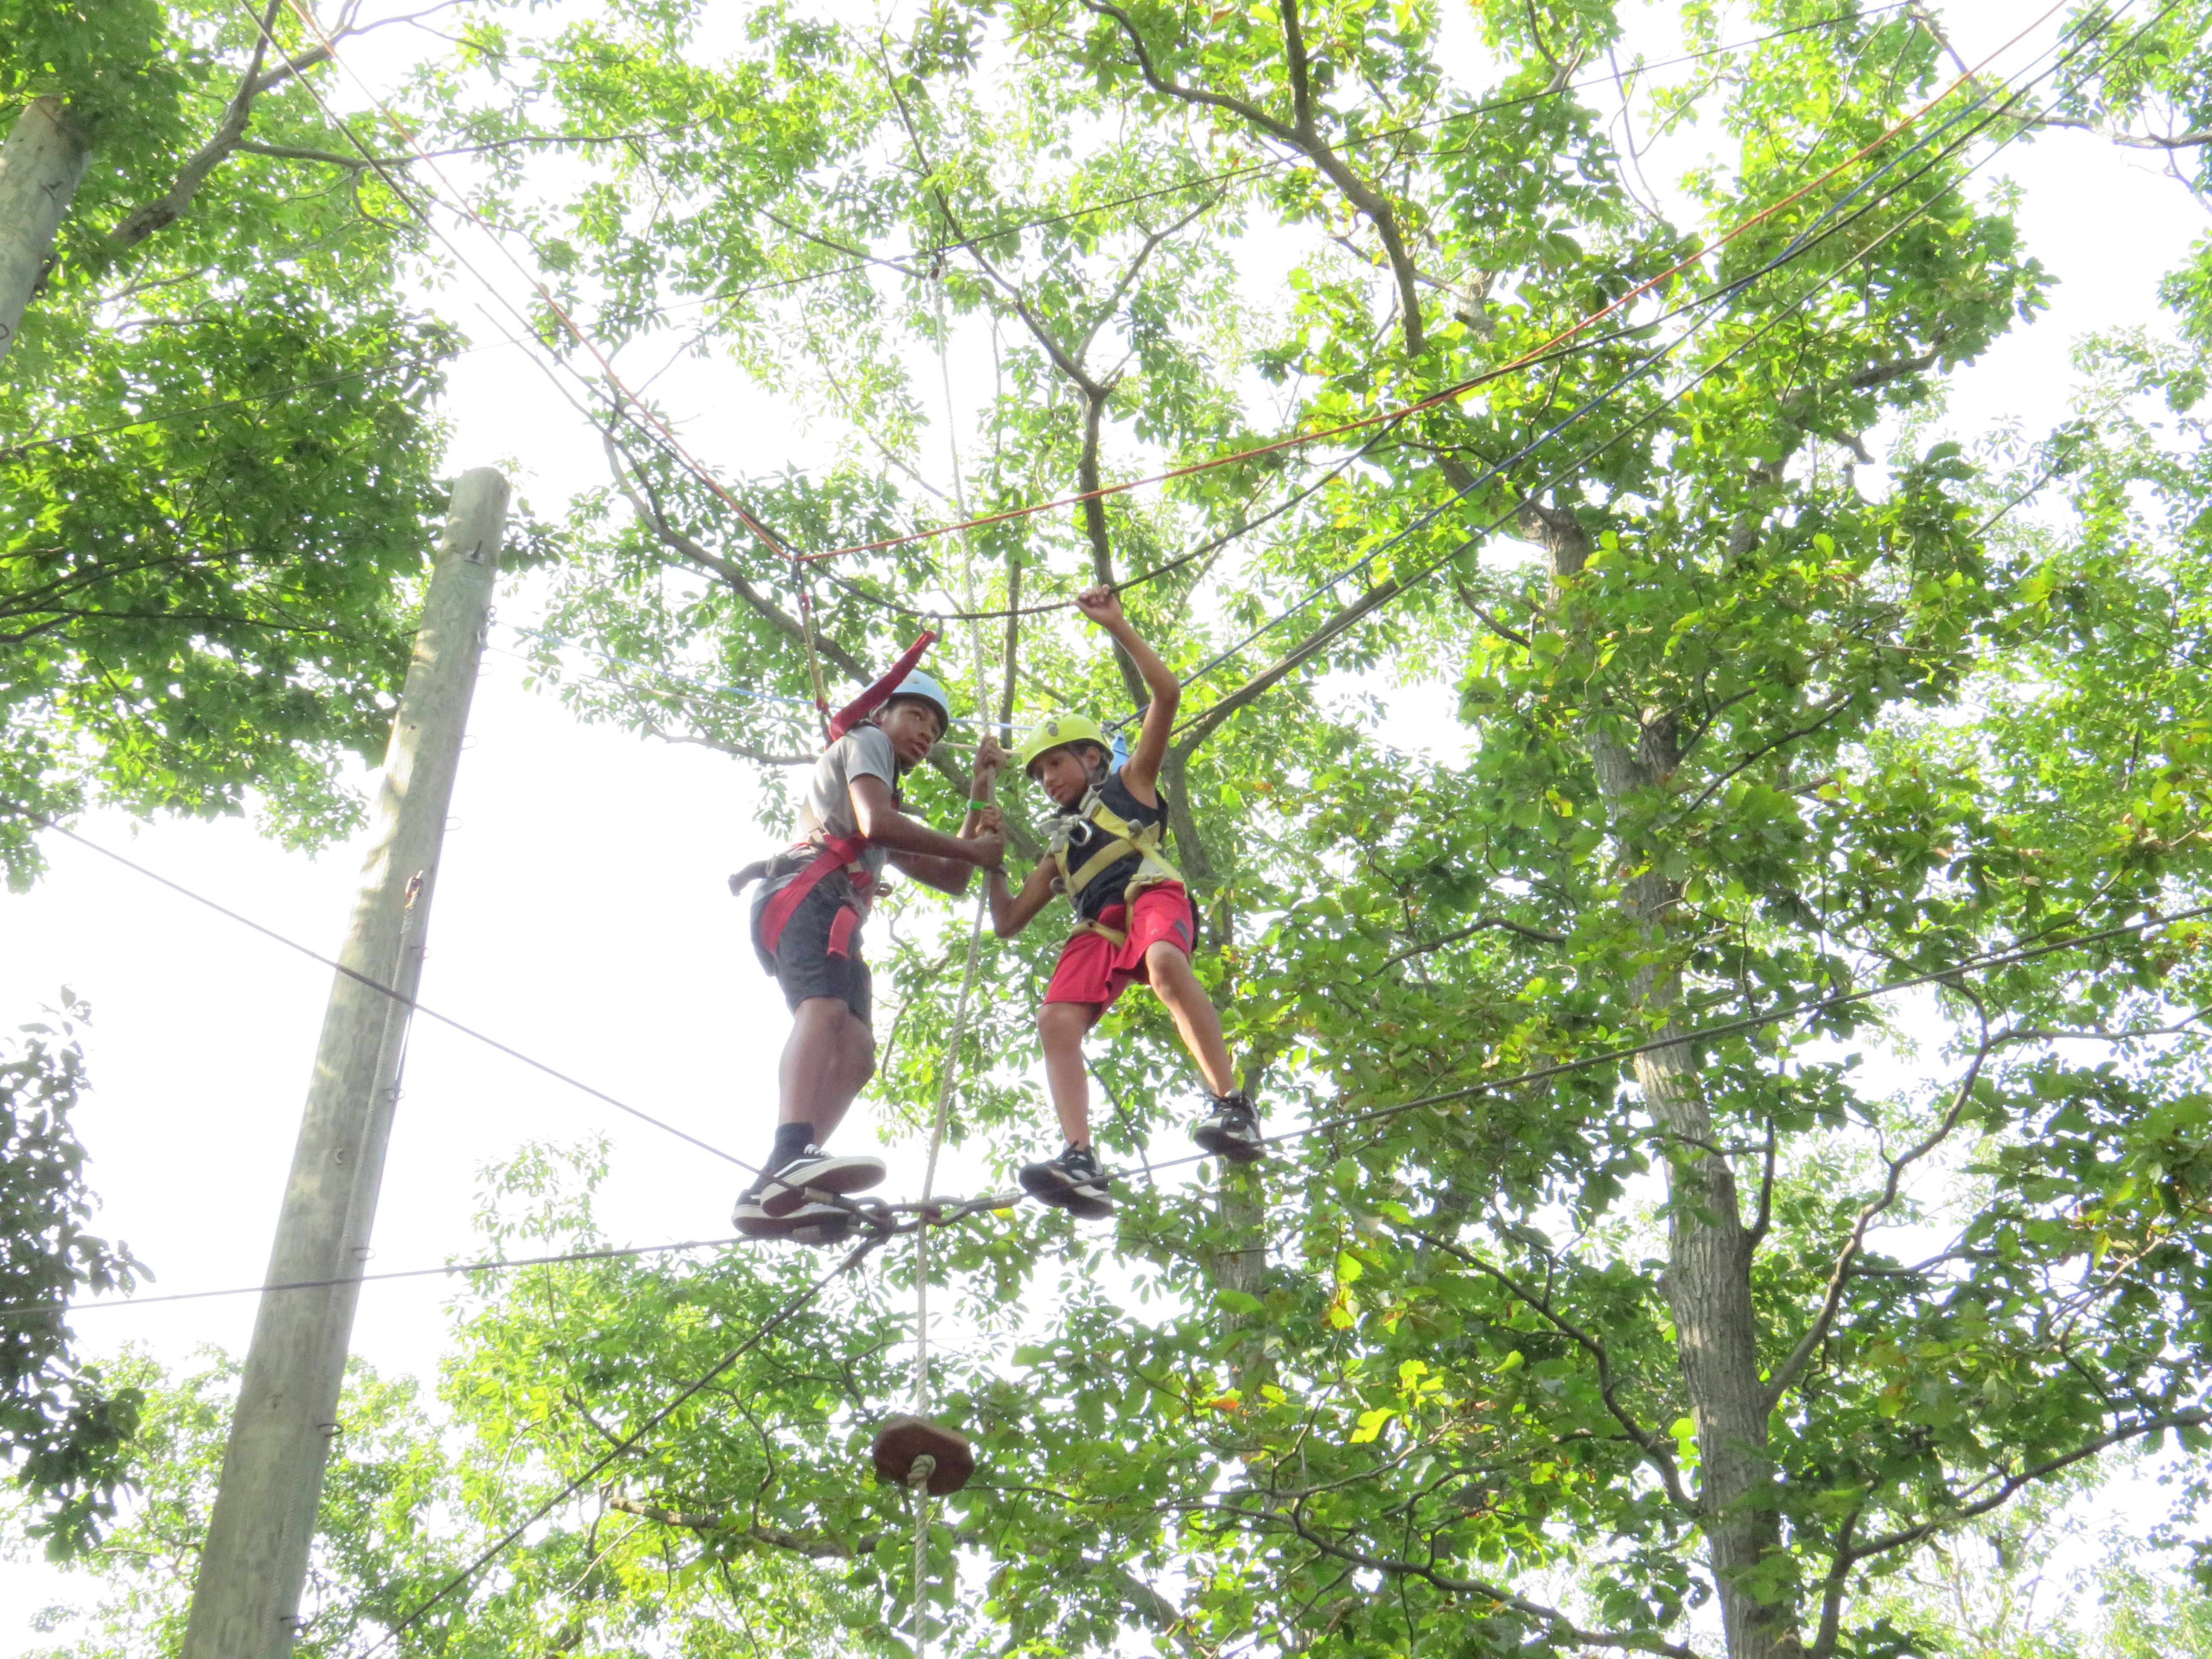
[908,1455,938,1659]
[903,265,999,1659]
[795,576,833,744]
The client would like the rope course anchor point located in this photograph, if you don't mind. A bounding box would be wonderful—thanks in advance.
[873,1415,975,1496]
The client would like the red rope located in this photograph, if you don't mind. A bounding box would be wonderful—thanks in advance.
[827,630,940,743]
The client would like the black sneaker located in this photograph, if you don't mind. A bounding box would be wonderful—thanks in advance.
[753,1146,888,1218]
[1192,1091,1265,1164]
[1019,1144,1114,1219]
[787,1199,867,1248]
[733,1193,867,1245]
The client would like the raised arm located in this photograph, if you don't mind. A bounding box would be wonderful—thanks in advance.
[1076,585,1176,805]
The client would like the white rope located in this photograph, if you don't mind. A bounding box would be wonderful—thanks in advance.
[902,264,1002,1659]
[908,1454,939,1659]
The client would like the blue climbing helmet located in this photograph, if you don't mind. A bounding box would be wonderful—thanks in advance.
[882,667,952,736]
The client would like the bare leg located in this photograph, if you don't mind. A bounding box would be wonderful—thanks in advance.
[780,997,876,1139]
[1145,943,1237,1096]
[1038,999,1101,1146]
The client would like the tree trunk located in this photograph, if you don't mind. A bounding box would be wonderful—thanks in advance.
[1532,499,1798,1659]
[0,97,93,368]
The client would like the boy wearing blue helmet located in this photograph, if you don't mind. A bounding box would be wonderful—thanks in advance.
[733,667,1005,1243]
[972,587,1263,1217]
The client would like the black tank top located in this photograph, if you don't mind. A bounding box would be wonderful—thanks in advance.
[1057,768,1172,923]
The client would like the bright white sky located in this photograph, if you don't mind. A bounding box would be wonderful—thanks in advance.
[2,0,2203,1642]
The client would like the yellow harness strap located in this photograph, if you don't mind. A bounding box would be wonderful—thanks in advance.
[1055,797,1182,947]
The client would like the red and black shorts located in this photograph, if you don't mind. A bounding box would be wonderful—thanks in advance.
[1043,881,1197,1011]
[751,879,872,1022]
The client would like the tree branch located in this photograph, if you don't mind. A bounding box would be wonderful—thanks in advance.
[1402,1226,1694,1511]
[602,428,868,684]
[1380,914,1566,967]
[2025,113,2212,150]
[1173,577,1405,757]
[637,718,814,767]
[1679,689,1859,815]
[1806,1509,1861,1659]
[107,0,287,252]
[1842,1407,2212,1567]
[1081,0,1431,357]
[1274,1499,1702,1657]
[606,1495,882,1559]
[1761,1006,1997,1410]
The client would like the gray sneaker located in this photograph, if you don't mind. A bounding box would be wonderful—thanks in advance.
[1192,1091,1264,1164]
[1019,1144,1114,1219]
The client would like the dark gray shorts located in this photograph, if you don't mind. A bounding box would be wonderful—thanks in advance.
[751,879,872,1023]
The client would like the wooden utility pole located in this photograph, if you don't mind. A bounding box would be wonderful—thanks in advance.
[180,468,510,1659]
[0,97,92,368]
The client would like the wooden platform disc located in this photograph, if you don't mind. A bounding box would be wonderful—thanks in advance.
[872,1415,976,1495]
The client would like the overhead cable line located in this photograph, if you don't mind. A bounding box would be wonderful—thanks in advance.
[15,896,2203,1327]
[1155,0,2151,736]
[8,9,1899,470]
[782,4,2063,571]
[500,621,1011,735]
[817,425,1407,625]
[35,817,769,1181]
[0,1235,746,1324]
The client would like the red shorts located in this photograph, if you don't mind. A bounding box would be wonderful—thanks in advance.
[1043,882,1197,1010]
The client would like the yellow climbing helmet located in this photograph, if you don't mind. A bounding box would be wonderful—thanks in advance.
[1013,713,1109,778]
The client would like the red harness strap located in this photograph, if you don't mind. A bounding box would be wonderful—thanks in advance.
[756,832,872,957]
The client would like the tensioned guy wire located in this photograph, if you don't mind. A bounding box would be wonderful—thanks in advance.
[0,1236,747,1324]
[32,818,767,1179]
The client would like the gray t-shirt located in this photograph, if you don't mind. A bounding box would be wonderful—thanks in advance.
[762,724,900,897]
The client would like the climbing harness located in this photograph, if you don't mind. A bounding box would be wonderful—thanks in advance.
[727,623,946,938]
[1049,788,1184,946]
[744,835,873,956]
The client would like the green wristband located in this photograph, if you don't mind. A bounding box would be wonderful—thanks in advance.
[969,798,993,810]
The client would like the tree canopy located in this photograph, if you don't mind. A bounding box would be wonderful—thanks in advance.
[1,0,465,888]
[13,0,2212,1654]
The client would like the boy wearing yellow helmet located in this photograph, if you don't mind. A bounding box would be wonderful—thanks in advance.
[732,667,1006,1243]
[973,586,1262,1216]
